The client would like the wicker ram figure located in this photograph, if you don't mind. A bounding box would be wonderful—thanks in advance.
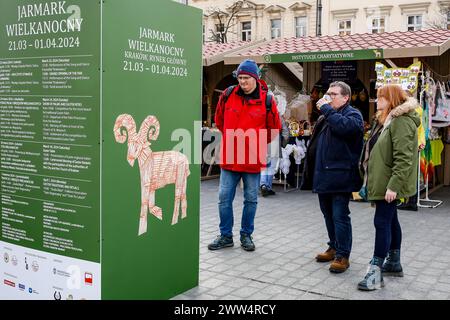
[113,114,190,236]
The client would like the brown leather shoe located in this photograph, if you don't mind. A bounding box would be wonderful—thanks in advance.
[315,247,336,262]
[329,257,350,273]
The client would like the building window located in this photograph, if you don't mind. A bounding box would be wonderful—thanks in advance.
[241,21,251,41]
[215,23,225,41]
[407,15,422,31]
[295,16,307,37]
[216,23,225,34]
[338,19,351,35]
[371,17,385,33]
[271,19,281,39]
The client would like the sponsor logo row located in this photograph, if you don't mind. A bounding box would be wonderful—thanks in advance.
[3,279,39,295]
[4,252,39,271]
[3,251,94,300]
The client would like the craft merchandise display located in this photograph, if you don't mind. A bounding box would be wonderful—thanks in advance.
[375,61,421,93]
[266,85,309,190]
[417,71,447,208]
[273,85,287,117]
[431,81,450,125]
[278,139,307,190]
[284,93,311,137]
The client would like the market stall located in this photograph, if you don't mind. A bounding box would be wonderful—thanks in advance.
[223,29,450,197]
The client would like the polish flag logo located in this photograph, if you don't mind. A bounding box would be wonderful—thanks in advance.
[84,273,93,285]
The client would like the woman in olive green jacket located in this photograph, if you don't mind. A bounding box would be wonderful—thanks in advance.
[358,85,420,291]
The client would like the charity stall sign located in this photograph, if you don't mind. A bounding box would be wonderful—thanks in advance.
[263,49,383,63]
[321,61,357,84]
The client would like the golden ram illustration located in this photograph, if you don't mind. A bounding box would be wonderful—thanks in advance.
[114,114,190,235]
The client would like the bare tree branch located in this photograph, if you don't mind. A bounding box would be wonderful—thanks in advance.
[425,7,450,29]
[206,1,245,43]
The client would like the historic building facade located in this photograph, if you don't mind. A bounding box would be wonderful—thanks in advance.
[190,0,450,42]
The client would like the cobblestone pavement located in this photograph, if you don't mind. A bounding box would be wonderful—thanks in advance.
[174,179,450,300]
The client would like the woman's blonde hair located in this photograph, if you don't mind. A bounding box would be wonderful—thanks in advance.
[377,85,408,124]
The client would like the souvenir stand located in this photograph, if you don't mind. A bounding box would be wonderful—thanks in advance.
[270,87,308,191]
[223,29,450,201]
[416,69,450,208]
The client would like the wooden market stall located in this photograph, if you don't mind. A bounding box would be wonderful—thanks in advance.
[222,29,450,196]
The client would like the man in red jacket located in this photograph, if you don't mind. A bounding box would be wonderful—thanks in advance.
[208,59,281,252]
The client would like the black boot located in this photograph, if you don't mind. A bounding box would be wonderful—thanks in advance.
[382,249,403,277]
[397,194,418,211]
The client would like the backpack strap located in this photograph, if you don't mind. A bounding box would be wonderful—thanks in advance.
[223,85,236,104]
[265,91,275,130]
[265,91,273,112]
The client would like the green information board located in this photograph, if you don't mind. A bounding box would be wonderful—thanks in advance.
[0,0,201,300]
[263,49,384,63]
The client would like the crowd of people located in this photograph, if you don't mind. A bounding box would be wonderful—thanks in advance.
[208,59,420,292]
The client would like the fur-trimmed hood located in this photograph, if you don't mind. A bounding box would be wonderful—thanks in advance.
[383,97,421,131]
[391,97,419,118]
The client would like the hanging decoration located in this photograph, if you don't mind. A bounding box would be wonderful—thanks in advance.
[279,142,307,175]
[374,61,421,93]
[273,86,287,117]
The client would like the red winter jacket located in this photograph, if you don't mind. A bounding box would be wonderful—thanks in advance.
[215,82,281,173]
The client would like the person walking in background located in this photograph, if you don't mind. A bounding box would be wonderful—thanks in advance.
[260,113,289,197]
[303,81,364,273]
[208,59,281,252]
[358,85,420,291]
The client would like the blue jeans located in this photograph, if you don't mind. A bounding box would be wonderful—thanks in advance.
[260,159,277,189]
[318,193,352,258]
[373,200,402,259]
[218,169,260,237]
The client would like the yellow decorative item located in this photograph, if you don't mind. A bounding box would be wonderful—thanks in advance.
[297,120,310,136]
[288,118,300,137]
[415,107,426,149]
[430,139,444,166]
[374,62,421,94]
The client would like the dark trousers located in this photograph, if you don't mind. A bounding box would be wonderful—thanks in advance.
[318,193,352,259]
[374,200,402,259]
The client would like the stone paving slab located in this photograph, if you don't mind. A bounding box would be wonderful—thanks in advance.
[173,180,450,300]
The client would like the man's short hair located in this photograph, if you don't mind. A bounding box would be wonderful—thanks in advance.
[329,81,351,99]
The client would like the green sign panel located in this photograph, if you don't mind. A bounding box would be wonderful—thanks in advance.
[263,49,384,63]
[0,0,201,300]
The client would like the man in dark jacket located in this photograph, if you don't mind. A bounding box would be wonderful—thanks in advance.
[306,81,364,273]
